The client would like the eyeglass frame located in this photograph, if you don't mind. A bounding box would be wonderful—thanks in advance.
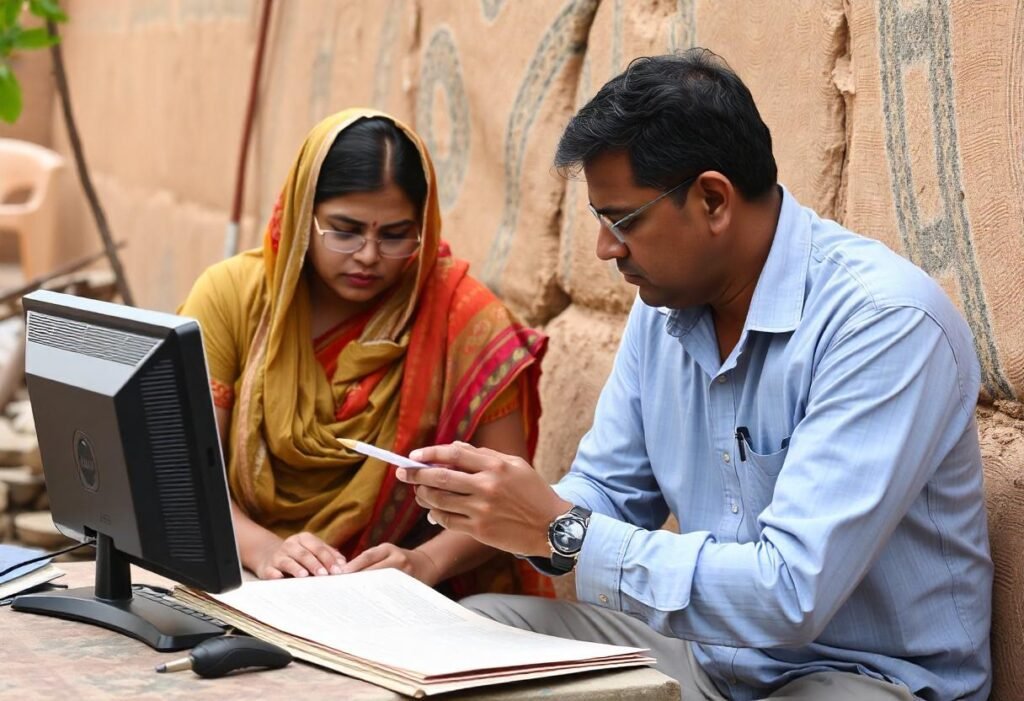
[313,216,423,259]
[587,174,699,246]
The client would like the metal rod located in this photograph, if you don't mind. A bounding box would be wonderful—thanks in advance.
[225,0,275,258]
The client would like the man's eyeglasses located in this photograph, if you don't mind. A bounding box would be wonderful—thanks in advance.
[588,174,698,245]
[314,217,422,259]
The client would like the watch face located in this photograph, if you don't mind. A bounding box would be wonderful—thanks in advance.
[551,517,585,554]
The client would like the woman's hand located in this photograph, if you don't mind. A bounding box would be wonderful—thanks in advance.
[341,543,442,586]
[253,531,346,580]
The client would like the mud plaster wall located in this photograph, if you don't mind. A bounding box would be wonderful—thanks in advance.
[12,1,1024,696]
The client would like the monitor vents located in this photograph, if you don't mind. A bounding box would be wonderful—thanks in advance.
[27,311,158,366]
[139,358,206,563]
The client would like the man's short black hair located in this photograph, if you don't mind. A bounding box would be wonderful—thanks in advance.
[555,48,778,200]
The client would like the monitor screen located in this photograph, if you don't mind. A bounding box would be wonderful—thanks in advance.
[13,290,241,650]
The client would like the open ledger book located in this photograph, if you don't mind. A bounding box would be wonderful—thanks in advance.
[174,569,653,697]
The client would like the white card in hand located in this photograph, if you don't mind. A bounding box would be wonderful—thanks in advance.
[338,439,433,469]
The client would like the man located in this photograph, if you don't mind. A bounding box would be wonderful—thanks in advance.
[397,49,992,701]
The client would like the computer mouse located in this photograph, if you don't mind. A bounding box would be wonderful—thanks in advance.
[156,635,293,678]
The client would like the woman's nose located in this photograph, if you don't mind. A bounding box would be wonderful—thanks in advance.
[353,236,382,264]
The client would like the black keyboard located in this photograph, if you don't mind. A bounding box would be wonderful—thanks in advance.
[132,584,228,628]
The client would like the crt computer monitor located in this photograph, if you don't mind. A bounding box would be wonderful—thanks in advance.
[12,290,242,651]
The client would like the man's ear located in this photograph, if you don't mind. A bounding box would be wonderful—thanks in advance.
[695,172,733,235]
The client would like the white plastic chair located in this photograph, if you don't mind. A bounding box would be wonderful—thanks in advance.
[0,138,65,281]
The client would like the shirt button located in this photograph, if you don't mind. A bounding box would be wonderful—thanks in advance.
[722,452,731,463]
[731,503,739,514]
[717,375,727,384]
[599,594,609,604]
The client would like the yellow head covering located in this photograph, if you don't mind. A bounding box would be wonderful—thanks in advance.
[231,108,442,544]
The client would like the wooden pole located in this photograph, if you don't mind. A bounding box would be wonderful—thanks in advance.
[0,243,125,309]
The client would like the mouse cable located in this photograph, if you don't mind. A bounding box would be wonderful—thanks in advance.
[0,539,97,579]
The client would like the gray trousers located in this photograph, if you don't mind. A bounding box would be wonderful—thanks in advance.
[461,594,917,701]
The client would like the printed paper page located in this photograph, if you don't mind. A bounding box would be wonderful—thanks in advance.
[209,568,647,677]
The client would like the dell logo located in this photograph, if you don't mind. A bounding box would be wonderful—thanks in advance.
[73,430,100,492]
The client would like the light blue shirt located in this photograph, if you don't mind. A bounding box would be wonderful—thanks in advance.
[554,187,992,701]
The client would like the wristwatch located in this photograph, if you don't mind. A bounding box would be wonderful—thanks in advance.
[545,505,592,574]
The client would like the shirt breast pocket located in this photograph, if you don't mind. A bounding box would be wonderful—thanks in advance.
[735,431,790,529]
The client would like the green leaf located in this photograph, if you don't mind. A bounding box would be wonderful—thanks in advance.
[13,26,54,48]
[1,1,21,29]
[0,29,15,57]
[29,0,65,23]
[0,62,23,123]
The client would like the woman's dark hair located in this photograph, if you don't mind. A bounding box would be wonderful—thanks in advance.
[554,48,777,200]
[315,117,428,213]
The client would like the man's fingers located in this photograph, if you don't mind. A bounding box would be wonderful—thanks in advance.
[415,484,471,515]
[430,509,470,533]
[408,443,503,474]
[396,465,475,492]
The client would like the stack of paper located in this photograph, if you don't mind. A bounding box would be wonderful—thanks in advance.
[174,568,653,697]
[0,544,64,600]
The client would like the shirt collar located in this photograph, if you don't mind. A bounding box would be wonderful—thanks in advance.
[659,185,811,337]
[743,185,810,333]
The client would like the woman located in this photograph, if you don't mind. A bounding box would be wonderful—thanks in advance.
[179,109,549,596]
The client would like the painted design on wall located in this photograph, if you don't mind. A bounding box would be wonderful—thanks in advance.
[416,26,470,211]
[878,0,1012,399]
[480,0,507,23]
[1010,4,1024,203]
[559,55,591,289]
[481,0,600,291]
[667,0,696,52]
[559,29,633,293]
[373,0,406,109]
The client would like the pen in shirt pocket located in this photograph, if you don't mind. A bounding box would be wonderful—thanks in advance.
[735,426,750,462]
[735,427,791,461]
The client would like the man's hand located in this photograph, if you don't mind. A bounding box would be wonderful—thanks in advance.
[396,442,571,557]
[253,531,346,580]
[341,544,442,586]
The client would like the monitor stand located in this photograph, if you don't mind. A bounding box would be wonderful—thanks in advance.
[11,533,224,651]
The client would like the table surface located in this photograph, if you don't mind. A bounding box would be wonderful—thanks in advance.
[0,560,680,700]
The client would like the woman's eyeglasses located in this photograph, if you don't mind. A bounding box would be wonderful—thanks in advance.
[314,217,422,259]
